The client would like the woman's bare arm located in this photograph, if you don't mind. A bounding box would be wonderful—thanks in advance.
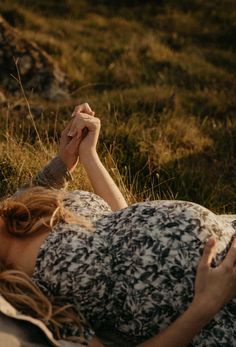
[136,302,213,347]
[80,151,127,211]
[61,103,128,211]
[88,303,211,347]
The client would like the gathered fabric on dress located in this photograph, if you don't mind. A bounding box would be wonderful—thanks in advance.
[32,190,236,347]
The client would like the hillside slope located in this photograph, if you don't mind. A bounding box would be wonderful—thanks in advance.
[0,0,235,212]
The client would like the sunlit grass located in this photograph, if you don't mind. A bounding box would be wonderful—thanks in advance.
[0,0,235,213]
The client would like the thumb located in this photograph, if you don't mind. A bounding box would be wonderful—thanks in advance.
[200,238,217,268]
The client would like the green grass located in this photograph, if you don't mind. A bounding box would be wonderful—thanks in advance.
[0,0,236,213]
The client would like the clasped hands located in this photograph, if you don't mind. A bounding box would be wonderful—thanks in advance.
[59,102,100,173]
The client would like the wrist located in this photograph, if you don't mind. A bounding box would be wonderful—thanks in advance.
[80,150,99,166]
[58,154,76,173]
[189,298,217,322]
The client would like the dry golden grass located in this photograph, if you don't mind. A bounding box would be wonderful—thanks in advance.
[0,0,236,213]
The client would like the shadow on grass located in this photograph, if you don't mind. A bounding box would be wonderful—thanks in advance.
[154,124,236,213]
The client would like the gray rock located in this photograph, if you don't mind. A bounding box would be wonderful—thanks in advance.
[0,15,70,100]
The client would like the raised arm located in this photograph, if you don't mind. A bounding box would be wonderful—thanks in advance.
[22,110,80,191]
[25,102,127,211]
[61,103,128,211]
[89,238,236,347]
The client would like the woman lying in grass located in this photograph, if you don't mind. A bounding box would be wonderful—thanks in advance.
[0,103,235,347]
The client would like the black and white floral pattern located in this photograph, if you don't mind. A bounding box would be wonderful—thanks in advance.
[32,191,236,346]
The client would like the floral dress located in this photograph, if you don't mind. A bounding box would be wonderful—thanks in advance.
[32,190,236,347]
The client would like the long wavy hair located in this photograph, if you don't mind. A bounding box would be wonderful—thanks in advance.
[0,186,91,343]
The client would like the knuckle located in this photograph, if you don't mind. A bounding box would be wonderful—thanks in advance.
[79,113,86,120]
[76,104,83,110]
[74,112,83,120]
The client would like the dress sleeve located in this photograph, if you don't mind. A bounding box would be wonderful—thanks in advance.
[32,156,73,189]
[19,156,72,191]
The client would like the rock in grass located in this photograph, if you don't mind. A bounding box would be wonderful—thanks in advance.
[0,15,69,101]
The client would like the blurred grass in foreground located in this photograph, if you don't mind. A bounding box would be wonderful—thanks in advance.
[0,0,236,213]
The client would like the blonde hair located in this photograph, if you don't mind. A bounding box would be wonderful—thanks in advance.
[0,186,91,343]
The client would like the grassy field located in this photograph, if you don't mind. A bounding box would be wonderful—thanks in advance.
[0,0,236,213]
